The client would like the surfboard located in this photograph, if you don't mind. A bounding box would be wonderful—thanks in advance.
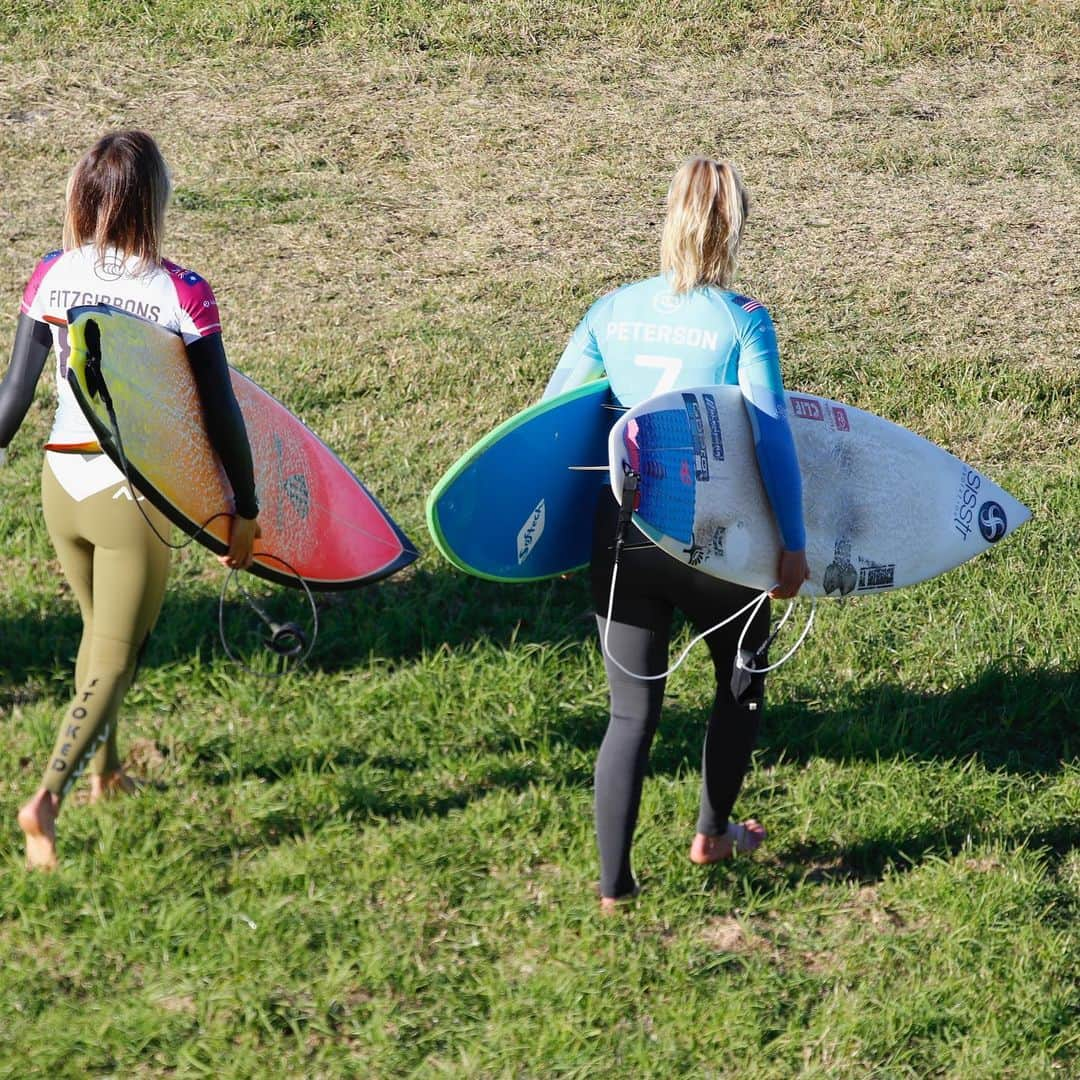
[609,385,1030,597]
[426,379,613,581]
[64,304,418,591]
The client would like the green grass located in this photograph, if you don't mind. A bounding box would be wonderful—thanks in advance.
[1,5,1079,1077]
[3,0,1078,59]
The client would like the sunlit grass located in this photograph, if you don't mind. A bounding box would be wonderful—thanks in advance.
[1,6,1078,1076]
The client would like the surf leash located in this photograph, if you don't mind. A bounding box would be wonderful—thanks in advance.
[218,553,318,676]
[600,465,815,683]
[732,590,815,676]
[83,317,319,673]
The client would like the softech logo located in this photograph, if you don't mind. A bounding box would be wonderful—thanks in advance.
[517,499,546,564]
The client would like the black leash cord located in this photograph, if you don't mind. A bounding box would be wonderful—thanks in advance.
[218,554,319,677]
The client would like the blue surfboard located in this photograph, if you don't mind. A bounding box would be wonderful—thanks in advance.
[426,380,613,581]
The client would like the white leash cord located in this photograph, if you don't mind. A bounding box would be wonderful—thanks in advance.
[600,558,816,681]
[734,589,816,675]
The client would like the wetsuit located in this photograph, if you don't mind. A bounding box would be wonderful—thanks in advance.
[544,274,805,899]
[0,245,258,799]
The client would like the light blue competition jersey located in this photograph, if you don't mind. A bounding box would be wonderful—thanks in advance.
[543,274,806,551]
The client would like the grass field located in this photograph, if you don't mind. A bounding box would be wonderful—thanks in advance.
[1,2,1078,1076]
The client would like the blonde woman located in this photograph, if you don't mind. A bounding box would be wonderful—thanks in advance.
[0,131,260,868]
[543,157,809,909]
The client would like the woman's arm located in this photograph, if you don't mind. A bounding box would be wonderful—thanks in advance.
[541,299,608,401]
[0,315,53,451]
[185,332,261,567]
[734,305,809,596]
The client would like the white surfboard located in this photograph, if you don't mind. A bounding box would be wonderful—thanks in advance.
[608,386,1030,597]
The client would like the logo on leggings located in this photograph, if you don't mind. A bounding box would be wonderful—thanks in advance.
[517,499,546,564]
[50,678,101,795]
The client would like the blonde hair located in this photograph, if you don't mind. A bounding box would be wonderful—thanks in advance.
[63,130,171,272]
[660,157,749,293]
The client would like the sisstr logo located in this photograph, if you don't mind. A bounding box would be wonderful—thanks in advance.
[517,499,546,564]
[953,467,982,540]
[953,470,1008,543]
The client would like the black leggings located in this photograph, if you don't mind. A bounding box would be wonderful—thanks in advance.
[590,491,769,899]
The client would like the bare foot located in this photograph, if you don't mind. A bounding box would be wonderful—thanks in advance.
[17,788,60,870]
[598,884,641,914]
[89,771,137,804]
[689,819,767,865]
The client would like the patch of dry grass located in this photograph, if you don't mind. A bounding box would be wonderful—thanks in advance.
[2,42,1075,523]
[3,0,1078,62]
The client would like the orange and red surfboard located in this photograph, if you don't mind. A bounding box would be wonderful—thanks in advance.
[65,304,417,590]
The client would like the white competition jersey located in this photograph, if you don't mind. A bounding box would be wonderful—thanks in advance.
[21,244,222,497]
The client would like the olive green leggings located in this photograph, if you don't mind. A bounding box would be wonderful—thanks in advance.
[41,456,171,800]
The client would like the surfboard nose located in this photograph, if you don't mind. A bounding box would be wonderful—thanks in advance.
[984,484,1031,543]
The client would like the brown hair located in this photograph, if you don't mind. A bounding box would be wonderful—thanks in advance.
[660,157,749,293]
[63,130,171,272]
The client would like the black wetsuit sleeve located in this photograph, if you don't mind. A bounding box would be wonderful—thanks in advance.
[0,315,53,448]
[185,333,259,519]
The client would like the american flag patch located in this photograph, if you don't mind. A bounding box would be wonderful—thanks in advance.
[732,294,764,313]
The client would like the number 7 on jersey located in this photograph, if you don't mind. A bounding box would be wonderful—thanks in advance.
[634,353,683,396]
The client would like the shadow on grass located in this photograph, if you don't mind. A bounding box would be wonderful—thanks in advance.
[5,566,1076,880]
[654,664,1080,890]
[0,564,597,704]
[7,563,1072,781]
[647,662,1080,780]
[299,565,598,671]
[737,813,1080,908]
[762,663,1080,775]
[766,818,1080,892]
[160,660,1079,863]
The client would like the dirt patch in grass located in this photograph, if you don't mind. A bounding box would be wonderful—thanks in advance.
[700,915,771,954]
